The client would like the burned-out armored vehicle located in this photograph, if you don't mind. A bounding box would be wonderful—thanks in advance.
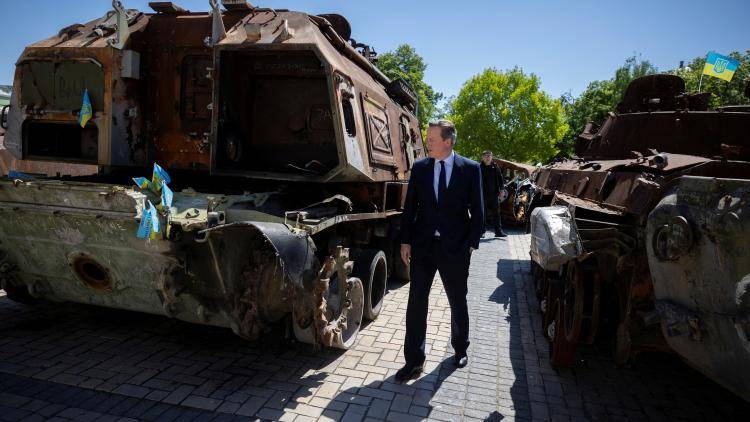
[493,158,538,228]
[529,74,750,401]
[0,1,424,349]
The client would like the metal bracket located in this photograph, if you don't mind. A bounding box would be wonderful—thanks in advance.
[273,19,294,42]
[108,0,130,50]
[209,0,227,45]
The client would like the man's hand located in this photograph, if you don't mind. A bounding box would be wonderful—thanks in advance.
[400,244,411,266]
[470,247,475,255]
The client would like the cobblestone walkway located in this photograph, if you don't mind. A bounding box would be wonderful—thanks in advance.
[0,231,747,421]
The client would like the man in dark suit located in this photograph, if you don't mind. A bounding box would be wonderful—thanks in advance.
[480,150,507,238]
[396,119,484,382]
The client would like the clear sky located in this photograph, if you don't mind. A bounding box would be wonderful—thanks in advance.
[2,0,748,100]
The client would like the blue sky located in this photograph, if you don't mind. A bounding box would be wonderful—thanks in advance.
[2,0,748,100]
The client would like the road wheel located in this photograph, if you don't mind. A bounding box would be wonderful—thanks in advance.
[327,274,364,349]
[563,259,601,344]
[548,297,577,367]
[294,247,365,350]
[542,276,561,339]
[352,249,388,321]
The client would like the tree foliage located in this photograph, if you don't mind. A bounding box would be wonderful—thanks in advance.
[559,56,657,157]
[448,68,567,164]
[667,50,750,108]
[376,44,442,128]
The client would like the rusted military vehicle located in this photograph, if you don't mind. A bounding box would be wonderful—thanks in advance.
[529,74,750,401]
[0,0,424,349]
[493,158,537,228]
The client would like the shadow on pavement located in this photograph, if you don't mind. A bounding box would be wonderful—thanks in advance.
[489,249,533,420]
[321,355,457,420]
[0,296,350,420]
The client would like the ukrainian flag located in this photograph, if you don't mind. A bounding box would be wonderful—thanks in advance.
[703,52,740,82]
[79,89,92,127]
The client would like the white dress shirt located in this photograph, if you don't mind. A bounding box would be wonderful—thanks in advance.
[433,151,455,236]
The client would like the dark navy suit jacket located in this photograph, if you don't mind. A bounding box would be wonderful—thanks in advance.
[400,153,485,259]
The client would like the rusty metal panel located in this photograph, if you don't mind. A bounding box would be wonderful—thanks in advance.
[180,56,212,121]
[362,95,394,166]
[19,60,104,111]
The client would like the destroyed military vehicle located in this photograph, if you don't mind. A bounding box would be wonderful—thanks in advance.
[528,74,750,401]
[0,0,425,349]
[493,158,537,228]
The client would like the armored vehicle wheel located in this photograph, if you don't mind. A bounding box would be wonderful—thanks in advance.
[326,274,365,349]
[352,249,387,321]
[548,296,577,367]
[293,247,365,350]
[563,259,601,344]
[542,276,562,338]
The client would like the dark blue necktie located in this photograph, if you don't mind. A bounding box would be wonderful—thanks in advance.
[438,160,447,206]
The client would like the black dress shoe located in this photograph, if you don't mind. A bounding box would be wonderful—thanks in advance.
[496,231,508,238]
[395,364,423,383]
[454,355,468,368]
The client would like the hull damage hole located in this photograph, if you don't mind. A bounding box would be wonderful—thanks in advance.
[71,254,112,291]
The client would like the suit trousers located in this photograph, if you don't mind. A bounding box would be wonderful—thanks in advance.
[404,239,471,366]
[484,194,502,233]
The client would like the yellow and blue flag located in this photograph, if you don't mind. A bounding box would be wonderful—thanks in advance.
[148,200,160,239]
[132,177,150,189]
[703,52,740,82]
[136,200,161,240]
[132,163,172,193]
[160,181,173,210]
[79,89,93,127]
[136,201,153,239]
[152,163,171,192]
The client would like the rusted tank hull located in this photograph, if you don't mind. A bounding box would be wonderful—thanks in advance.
[527,74,750,401]
[647,176,750,401]
[0,179,365,348]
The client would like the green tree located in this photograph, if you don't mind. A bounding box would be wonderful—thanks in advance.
[448,68,567,163]
[667,50,749,108]
[376,44,443,128]
[559,56,657,157]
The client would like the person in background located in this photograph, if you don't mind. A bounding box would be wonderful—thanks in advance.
[480,150,507,238]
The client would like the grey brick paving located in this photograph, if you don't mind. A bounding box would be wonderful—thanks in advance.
[0,230,748,421]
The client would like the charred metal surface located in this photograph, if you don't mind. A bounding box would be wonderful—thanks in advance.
[494,158,538,227]
[529,74,750,401]
[0,2,424,351]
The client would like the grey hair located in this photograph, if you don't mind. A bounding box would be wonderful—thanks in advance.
[429,119,457,145]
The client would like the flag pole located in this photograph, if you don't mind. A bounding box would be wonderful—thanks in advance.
[698,52,710,92]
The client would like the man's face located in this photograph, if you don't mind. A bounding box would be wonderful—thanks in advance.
[427,126,452,159]
[482,154,493,165]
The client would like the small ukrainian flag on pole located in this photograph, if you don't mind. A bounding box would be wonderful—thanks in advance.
[79,88,93,127]
[702,52,740,82]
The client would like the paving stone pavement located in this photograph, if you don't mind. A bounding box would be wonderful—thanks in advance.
[0,230,748,421]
